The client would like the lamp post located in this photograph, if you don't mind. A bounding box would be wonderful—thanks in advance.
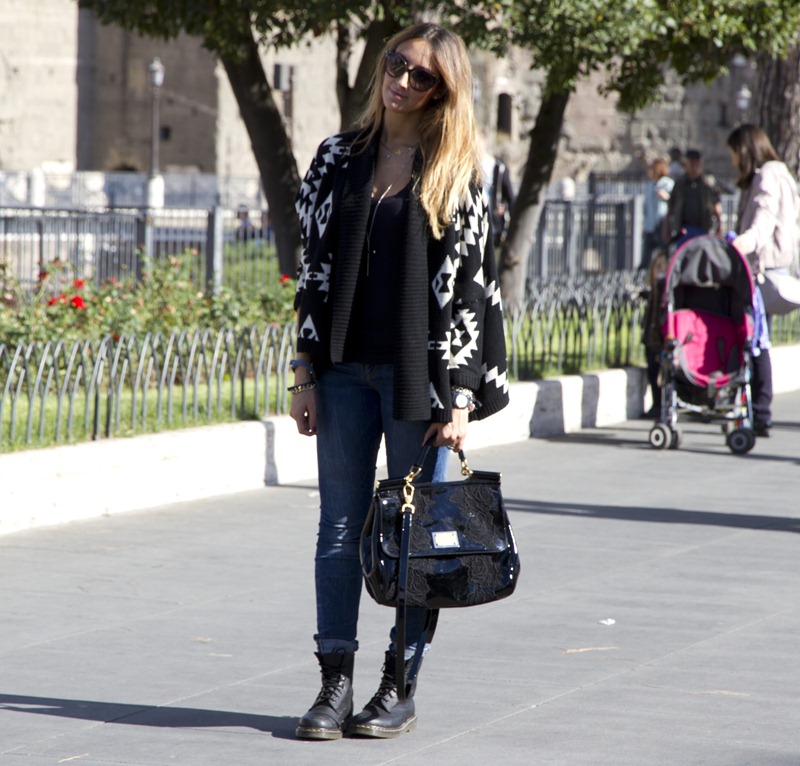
[147,57,166,208]
[736,84,752,124]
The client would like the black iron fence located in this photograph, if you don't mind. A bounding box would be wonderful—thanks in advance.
[0,273,645,451]
[508,271,648,380]
[3,271,800,452]
[0,323,297,451]
[1,206,279,294]
[4,194,744,299]
[533,194,740,277]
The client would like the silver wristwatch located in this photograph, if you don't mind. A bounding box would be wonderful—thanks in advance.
[452,387,475,411]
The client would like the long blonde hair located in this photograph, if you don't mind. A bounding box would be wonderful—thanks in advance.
[358,23,482,239]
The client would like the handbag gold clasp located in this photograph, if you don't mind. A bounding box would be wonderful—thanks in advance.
[460,456,473,477]
[401,478,416,515]
[405,464,422,483]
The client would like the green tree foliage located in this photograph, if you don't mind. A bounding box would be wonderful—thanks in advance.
[497,0,800,302]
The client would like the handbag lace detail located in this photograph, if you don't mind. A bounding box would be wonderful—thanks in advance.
[361,474,520,610]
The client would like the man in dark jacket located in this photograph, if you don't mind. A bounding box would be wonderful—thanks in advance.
[662,149,722,243]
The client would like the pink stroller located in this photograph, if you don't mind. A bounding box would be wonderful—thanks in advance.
[648,235,757,454]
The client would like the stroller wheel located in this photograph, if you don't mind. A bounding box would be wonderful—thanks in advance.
[726,428,755,454]
[649,423,672,450]
[668,428,682,450]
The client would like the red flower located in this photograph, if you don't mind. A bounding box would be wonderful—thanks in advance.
[70,295,87,309]
[279,274,292,286]
[73,279,85,289]
[47,294,67,306]
[38,270,49,282]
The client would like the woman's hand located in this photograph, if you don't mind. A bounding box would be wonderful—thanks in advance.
[424,408,469,452]
[289,351,317,436]
[290,389,317,436]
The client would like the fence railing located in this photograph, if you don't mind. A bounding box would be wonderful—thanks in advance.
[0,206,279,294]
[533,194,740,277]
[508,271,649,379]
[3,191,742,297]
[0,323,297,451]
[4,271,800,452]
[0,272,648,451]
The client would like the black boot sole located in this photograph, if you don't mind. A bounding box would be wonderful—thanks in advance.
[347,716,417,739]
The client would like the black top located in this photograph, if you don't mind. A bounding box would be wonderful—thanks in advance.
[680,179,707,229]
[345,182,410,363]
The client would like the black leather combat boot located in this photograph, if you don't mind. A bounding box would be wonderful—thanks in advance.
[295,651,354,740]
[347,650,418,738]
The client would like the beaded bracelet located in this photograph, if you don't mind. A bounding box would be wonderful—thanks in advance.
[288,381,317,395]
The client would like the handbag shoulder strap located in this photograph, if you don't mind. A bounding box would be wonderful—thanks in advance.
[392,438,476,700]
[395,477,438,702]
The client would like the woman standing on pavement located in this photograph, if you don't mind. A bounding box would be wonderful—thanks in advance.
[289,22,510,740]
[642,158,673,268]
[727,124,800,437]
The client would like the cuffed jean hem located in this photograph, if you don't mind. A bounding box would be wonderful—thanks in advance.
[315,637,359,655]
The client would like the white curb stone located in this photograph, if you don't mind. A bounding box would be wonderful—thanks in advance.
[2,345,799,537]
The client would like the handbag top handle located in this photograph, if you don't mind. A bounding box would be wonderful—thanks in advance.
[401,440,473,518]
[408,439,472,486]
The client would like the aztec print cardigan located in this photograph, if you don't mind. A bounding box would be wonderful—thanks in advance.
[294,129,509,423]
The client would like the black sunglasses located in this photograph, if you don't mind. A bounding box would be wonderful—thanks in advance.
[384,51,441,93]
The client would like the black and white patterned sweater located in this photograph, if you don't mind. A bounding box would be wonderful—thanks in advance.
[294,130,509,423]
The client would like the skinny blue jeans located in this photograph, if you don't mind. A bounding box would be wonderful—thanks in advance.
[313,363,449,656]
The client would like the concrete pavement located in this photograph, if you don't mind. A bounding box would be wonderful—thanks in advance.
[2,388,799,765]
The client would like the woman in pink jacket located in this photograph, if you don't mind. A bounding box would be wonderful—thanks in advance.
[728,124,800,436]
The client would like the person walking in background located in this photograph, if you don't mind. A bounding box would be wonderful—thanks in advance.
[663,149,722,244]
[481,139,516,248]
[727,124,800,437]
[290,22,509,741]
[642,158,674,268]
[234,205,258,241]
[668,146,684,179]
[641,251,668,418]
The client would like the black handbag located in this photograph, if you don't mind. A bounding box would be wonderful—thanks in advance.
[360,442,521,699]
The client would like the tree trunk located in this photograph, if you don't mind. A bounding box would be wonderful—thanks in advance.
[335,24,355,130]
[499,85,571,304]
[754,44,800,174]
[221,29,301,277]
[336,18,401,131]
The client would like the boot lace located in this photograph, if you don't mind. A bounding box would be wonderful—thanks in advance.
[314,667,348,707]
[369,665,398,705]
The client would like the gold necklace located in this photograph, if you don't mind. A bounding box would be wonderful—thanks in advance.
[379,140,417,160]
[366,153,413,276]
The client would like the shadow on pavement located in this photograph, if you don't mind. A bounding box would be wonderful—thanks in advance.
[541,426,800,465]
[0,694,297,739]
[505,497,800,533]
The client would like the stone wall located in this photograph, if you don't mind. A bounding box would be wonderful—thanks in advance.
[0,0,80,171]
[215,35,347,182]
[87,27,218,174]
